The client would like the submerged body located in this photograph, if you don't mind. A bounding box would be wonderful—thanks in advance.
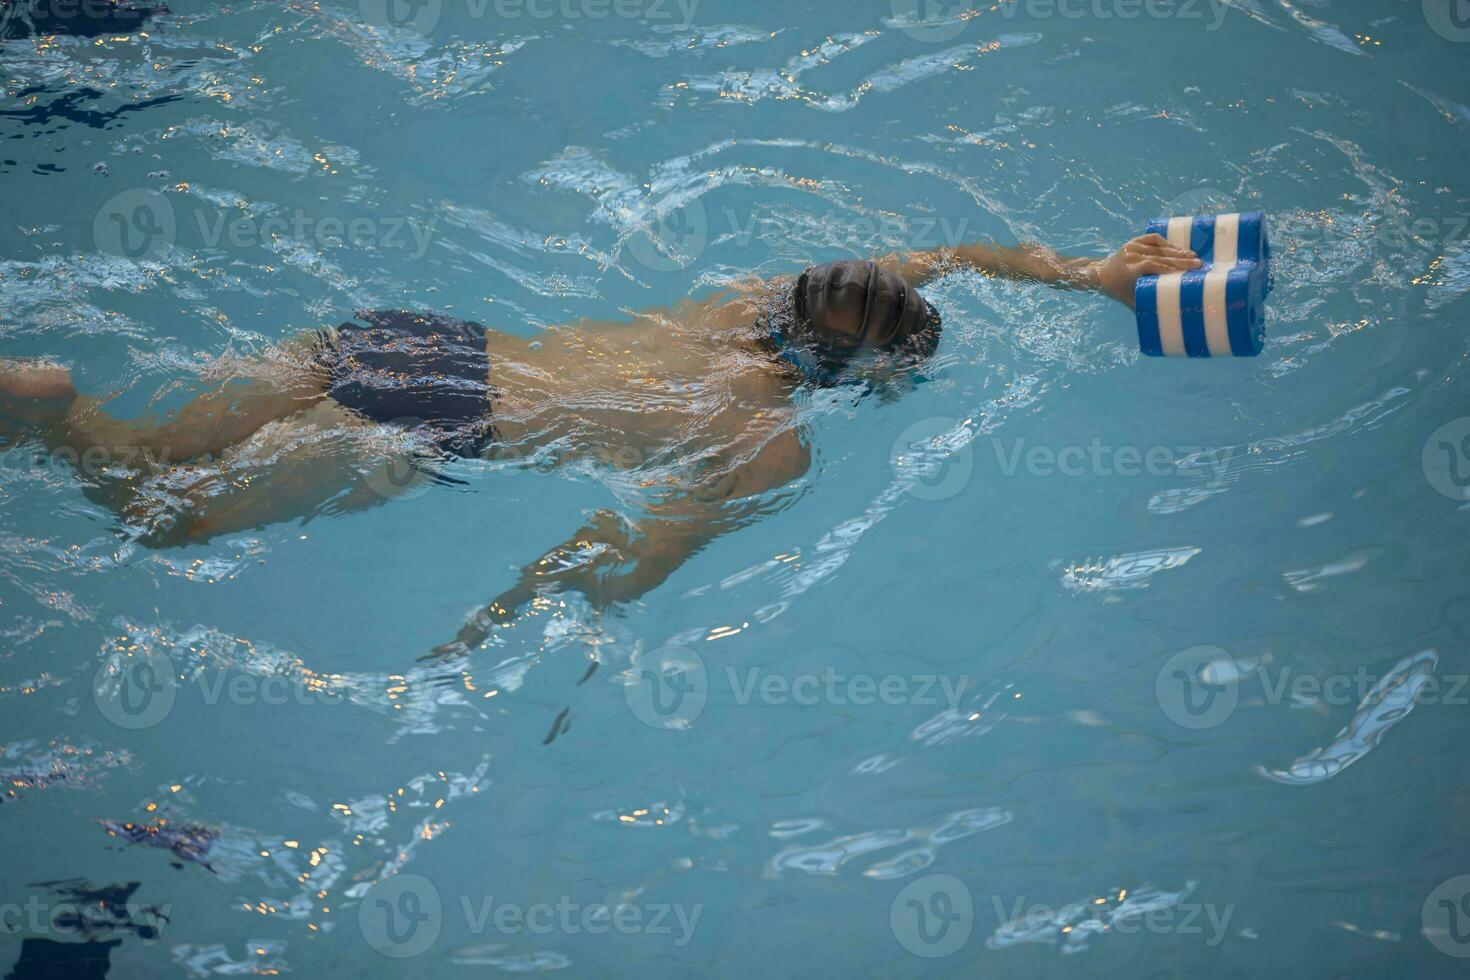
[0,235,1199,649]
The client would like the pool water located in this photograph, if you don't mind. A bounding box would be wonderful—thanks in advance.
[3,0,1470,976]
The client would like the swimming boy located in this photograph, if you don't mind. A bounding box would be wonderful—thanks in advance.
[1,233,1200,651]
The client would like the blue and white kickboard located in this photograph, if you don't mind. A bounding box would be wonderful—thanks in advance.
[1134,211,1272,358]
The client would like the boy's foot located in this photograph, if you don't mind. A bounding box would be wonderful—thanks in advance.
[0,361,78,426]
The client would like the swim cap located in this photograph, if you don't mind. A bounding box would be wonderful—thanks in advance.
[794,260,934,349]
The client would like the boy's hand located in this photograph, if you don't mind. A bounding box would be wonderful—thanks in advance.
[1089,234,1202,308]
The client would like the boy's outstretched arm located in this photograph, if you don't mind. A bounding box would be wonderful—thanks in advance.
[875,233,1202,308]
[635,233,1198,328]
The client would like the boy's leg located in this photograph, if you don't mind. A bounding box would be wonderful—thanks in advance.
[121,400,421,547]
[2,331,330,468]
[5,331,432,545]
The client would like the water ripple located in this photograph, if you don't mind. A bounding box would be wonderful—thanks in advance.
[1256,650,1437,785]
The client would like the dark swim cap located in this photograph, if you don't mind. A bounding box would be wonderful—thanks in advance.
[794,260,935,349]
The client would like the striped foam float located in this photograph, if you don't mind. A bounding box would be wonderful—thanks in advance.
[1134,211,1272,358]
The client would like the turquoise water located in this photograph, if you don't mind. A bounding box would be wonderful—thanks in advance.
[3,0,1470,976]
